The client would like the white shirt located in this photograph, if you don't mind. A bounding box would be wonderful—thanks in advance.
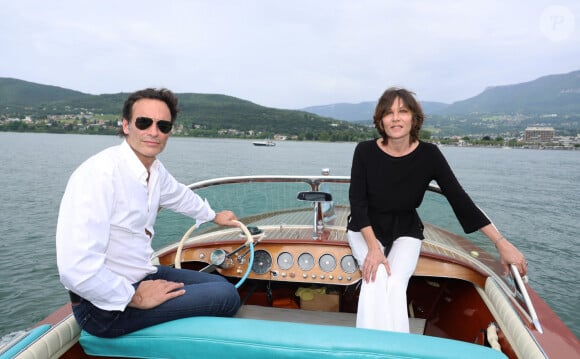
[56,140,215,311]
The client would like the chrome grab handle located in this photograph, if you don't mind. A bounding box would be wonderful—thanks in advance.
[511,264,543,334]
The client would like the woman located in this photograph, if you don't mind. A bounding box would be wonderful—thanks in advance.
[347,87,527,333]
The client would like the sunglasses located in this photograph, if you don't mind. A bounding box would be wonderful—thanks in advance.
[134,117,173,134]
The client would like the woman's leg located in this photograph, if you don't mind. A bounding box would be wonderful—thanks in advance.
[74,266,240,337]
[347,231,421,332]
[382,236,422,332]
[348,231,387,330]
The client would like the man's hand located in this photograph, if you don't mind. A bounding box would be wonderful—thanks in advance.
[213,210,239,227]
[128,279,185,310]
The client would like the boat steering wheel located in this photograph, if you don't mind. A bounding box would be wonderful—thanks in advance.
[174,220,255,289]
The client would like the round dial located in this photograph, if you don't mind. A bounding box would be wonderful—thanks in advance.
[298,253,315,271]
[319,253,337,272]
[251,249,272,274]
[277,252,294,270]
[340,254,358,274]
[210,249,227,266]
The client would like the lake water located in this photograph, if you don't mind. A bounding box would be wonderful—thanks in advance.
[0,132,578,339]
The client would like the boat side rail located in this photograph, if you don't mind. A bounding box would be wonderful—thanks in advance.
[185,176,443,234]
[510,265,543,334]
[7,313,80,359]
[187,176,352,234]
[479,278,548,359]
[187,175,443,193]
[187,175,351,195]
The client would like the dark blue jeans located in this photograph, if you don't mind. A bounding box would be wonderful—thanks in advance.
[72,266,240,338]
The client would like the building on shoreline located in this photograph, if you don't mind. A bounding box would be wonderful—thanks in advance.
[524,127,555,143]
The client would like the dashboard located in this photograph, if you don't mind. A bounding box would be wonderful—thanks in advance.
[179,242,362,285]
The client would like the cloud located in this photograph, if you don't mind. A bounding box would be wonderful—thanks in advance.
[1,0,578,108]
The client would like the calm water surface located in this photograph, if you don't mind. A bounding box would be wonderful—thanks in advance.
[0,132,578,339]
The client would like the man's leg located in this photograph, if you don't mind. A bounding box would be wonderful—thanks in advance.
[74,266,240,337]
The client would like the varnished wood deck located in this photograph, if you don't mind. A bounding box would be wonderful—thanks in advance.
[159,204,497,288]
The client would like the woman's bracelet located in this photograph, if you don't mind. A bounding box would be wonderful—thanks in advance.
[494,236,506,246]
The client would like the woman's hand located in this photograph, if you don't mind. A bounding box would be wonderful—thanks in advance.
[362,247,390,283]
[480,225,527,276]
[496,238,527,276]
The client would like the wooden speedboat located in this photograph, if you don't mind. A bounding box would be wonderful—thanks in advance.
[2,175,578,358]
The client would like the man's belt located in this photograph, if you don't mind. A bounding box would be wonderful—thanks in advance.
[68,291,82,304]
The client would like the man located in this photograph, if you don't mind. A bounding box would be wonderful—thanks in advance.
[56,88,240,338]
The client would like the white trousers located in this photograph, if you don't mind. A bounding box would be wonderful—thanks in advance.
[347,231,421,333]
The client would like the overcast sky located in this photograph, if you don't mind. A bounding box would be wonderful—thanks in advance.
[1,1,578,109]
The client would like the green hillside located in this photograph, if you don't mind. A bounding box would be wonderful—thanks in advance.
[3,70,580,138]
[176,93,342,133]
[0,78,91,106]
[0,78,374,141]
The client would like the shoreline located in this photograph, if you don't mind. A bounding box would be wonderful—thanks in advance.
[1,131,579,151]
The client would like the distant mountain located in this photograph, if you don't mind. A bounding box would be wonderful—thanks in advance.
[301,102,374,123]
[301,101,449,123]
[0,77,92,106]
[3,70,579,138]
[436,70,580,115]
[0,78,374,141]
[302,70,580,122]
[422,101,450,114]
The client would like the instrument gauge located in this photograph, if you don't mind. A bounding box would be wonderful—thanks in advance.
[340,254,358,274]
[298,253,315,271]
[277,252,294,270]
[210,249,227,266]
[251,250,272,274]
[319,253,337,272]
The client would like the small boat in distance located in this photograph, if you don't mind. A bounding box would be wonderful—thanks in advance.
[253,139,276,146]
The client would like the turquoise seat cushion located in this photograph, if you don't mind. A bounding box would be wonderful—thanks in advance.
[80,316,507,359]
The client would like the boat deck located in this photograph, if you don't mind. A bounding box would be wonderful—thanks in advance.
[170,205,500,277]
[236,305,427,334]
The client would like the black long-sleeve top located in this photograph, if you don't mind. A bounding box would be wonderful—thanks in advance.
[348,140,490,252]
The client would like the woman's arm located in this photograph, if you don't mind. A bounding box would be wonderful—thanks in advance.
[479,223,527,276]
